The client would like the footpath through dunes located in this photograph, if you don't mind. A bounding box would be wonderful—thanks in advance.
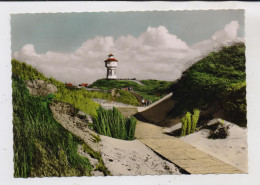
[135,121,243,174]
[117,107,243,174]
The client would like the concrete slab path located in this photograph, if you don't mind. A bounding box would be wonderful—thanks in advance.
[117,107,243,174]
[135,121,243,174]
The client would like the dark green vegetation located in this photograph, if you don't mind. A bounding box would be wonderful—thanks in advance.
[180,109,200,136]
[90,79,173,102]
[171,43,246,127]
[92,107,137,140]
[13,77,92,177]
[12,60,112,177]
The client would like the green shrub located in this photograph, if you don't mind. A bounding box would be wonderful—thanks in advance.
[92,107,137,140]
[191,109,200,133]
[221,82,246,126]
[181,112,190,136]
[186,112,192,134]
[181,116,187,136]
[181,109,200,136]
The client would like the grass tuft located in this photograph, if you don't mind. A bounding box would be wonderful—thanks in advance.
[181,109,200,136]
[92,107,137,140]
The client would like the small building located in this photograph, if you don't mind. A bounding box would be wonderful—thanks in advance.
[65,82,74,88]
[104,54,118,79]
[78,83,88,87]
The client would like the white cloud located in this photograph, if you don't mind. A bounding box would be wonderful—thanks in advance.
[191,21,244,56]
[13,21,244,84]
[212,20,239,42]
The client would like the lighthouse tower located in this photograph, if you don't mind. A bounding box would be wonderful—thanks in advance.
[104,54,118,79]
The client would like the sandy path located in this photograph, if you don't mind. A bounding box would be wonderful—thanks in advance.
[100,135,180,176]
[92,98,136,109]
[50,101,181,176]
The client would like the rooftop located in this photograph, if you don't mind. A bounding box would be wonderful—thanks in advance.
[104,53,118,62]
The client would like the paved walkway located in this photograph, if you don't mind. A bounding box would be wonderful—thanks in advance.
[117,107,243,174]
[135,121,243,174]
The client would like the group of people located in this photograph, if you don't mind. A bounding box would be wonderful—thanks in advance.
[141,98,152,107]
[124,87,133,91]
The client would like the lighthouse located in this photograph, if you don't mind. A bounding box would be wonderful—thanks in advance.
[104,54,118,79]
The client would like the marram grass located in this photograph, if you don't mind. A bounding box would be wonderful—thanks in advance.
[13,77,92,177]
[181,109,200,136]
[92,107,137,140]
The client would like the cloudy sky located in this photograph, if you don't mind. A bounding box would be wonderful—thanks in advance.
[11,10,244,84]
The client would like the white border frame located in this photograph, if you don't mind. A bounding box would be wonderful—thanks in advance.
[1,1,260,185]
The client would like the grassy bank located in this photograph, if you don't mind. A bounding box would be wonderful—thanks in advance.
[90,79,173,102]
[12,59,99,116]
[171,43,246,126]
[13,77,92,177]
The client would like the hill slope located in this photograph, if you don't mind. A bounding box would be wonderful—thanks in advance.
[12,60,113,177]
[90,79,173,102]
[171,43,246,126]
[12,77,93,177]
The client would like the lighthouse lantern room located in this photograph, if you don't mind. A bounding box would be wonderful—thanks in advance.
[104,54,118,79]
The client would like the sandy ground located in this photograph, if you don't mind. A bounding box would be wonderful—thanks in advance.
[92,98,135,109]
[164,119,248,173]
[100,135,180,176]
[50,101,181,176]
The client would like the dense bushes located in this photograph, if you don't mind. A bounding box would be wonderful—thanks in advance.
[13,77,92,177]
[221,82,246,126]
[92,107,137,140]
[172,43,246,126]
